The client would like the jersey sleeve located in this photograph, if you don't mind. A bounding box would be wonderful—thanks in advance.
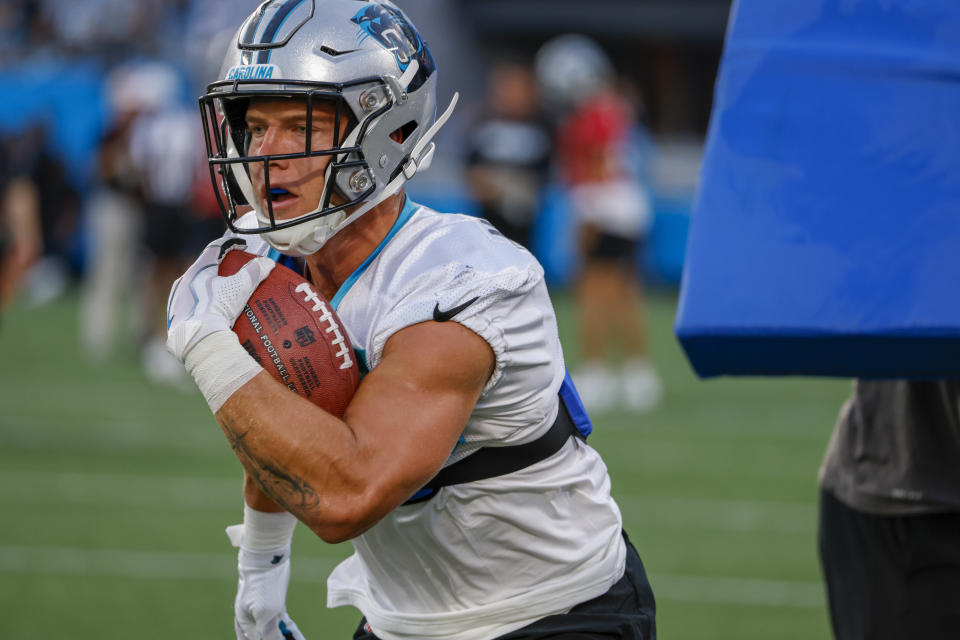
[365,217,545,394]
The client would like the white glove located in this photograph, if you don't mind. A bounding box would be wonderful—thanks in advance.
[165,236,276,411]
[227,523,306,640]
[166,236,275,363]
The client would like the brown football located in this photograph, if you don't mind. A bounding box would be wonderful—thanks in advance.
[218,249,360,417]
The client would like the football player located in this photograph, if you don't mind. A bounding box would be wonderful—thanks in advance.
[166,2,656,639]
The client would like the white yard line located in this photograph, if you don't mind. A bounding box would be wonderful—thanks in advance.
[651,572,824,608]
[0,544,333,584]
[1,470,818,533]
[0,470,240,510]
[0,544,824,608]
[617,495,815,534]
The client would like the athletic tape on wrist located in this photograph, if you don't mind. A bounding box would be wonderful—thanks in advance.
[184,331,262,413]
[239,504,297,552]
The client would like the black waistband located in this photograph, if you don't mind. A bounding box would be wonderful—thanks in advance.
[403,396,581,505]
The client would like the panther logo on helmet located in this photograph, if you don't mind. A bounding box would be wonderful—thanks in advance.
[351,3,436,90]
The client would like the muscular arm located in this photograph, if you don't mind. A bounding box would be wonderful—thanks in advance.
[216,319,495,543]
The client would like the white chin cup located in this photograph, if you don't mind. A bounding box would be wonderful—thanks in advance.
[260,209,347,257]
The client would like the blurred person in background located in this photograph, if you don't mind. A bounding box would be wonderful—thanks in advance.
[0,1,243,347]
[536,34,662,414]
[465,58,552,250]
[80,64,148,362]
[80,60,210,386]
[0,139,42,320]
[126,63,211,385]
[4,123,82,307]
[26,124,81,303]
[818,380,960,640]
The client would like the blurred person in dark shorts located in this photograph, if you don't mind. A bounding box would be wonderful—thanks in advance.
[818,380,960,639]
[81,85,145,362]
[537,35,662,414]
[124,63,217,384]
[465,59,552,251]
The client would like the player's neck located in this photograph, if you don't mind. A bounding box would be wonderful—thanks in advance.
[304,192,404,300]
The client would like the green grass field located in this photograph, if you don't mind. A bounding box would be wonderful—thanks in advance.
[0,287,850,638]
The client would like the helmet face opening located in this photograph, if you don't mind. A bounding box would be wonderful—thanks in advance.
[200,79,386,237]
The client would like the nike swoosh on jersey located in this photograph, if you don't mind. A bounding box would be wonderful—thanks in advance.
[433,296,479,322]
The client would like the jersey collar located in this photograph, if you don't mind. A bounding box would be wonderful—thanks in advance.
[330,196,420,310]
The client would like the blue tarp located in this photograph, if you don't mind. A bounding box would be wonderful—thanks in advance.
[675,0,960,378]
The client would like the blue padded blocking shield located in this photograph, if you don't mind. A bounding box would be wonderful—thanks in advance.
[674,0,960,379]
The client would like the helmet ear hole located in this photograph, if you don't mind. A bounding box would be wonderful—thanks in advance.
[221,99,250,152]
[390,120,418,144]
[223,167,250,206]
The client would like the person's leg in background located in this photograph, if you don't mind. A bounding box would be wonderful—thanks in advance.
[818,490,960,640]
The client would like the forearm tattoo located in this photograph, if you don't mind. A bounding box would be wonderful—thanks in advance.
[221,417,321,513]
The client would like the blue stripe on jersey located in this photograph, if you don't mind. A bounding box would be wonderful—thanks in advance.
[560,369,593,438]
[406,487,435,502]
[353,347,370,377]
[257,0,308,64]
[267,248,301,274]
[330,198,420,311]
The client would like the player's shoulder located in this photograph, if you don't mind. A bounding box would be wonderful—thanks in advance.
[397,201,541,276]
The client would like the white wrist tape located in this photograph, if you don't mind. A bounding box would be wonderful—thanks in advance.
[226,505,297,552]
[184,330,262,413]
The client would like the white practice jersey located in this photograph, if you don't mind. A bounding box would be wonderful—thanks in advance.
[246,200,626,640]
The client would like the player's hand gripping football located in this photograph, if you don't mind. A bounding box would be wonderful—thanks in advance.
[227,524,307,640]
[165,235,275,412]
[166,236,274,362]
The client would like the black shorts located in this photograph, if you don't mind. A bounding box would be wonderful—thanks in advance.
[353,531,656,640]
[584,232,640,266]
[818,489,960,640]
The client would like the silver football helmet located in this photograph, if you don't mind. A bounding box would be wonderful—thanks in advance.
[200,0,457,256]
